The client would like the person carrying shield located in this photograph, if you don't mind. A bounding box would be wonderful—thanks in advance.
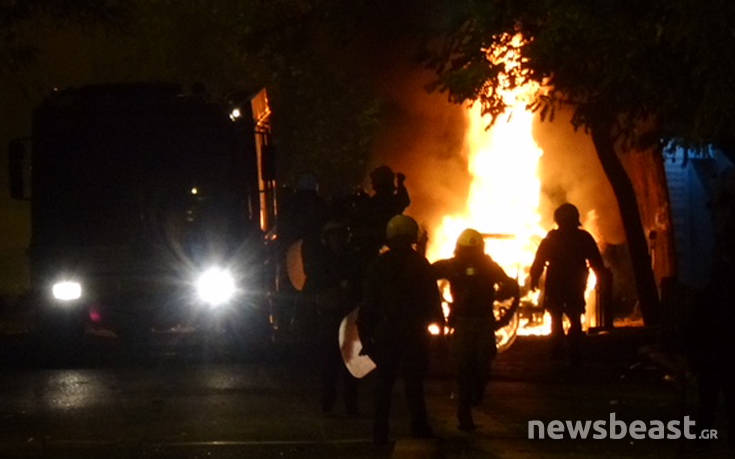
[357,215,443,445]
[432,228,520,432]
[303,220,360,415]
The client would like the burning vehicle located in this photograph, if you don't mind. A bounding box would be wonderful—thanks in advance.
[421,36,614,351]
[7,83,277,352]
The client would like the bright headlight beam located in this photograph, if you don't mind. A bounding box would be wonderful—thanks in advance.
[52,281,82,301]
[196,267,236,307]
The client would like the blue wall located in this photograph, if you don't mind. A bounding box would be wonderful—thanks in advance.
[664,147,732,288]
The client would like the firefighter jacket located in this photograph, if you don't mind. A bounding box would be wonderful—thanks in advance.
[355,186,411,254]
[432,253,518,326]
[358,247,442,364]
[530,228,604,311]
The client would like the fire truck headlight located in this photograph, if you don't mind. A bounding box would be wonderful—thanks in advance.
[52,281,82,302]
[196,267,236,307]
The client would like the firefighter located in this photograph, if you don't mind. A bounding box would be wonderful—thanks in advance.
[433,228,520,431]
[279,173,330,249]
[302,220,360,415]
[356,166,411,257]
[529,203,607,361]
[278,174,330,340]
[358,215,443,444]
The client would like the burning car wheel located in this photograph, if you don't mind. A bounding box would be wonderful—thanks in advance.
[494,303,519,353]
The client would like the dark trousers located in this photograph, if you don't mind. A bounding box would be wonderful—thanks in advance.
[321,337,358,413]
[549,309,583,359]
[453,317,494,427]
[318,314,358,413]
[373,350,431,443]
[699,365,735,445]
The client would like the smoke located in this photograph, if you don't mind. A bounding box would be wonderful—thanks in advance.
[368,55,624,247]
[369,65,471,233]
[533,108,625,245]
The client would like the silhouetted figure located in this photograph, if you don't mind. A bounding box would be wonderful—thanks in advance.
[356,166,410,257]
[278,174,330,339]
[334,187,370,257]
[530,203,607,361]
[433,228,519,431]
[690,169,735,447]
[358,215,443,445]
[693,275,735,448]
[279,174,330,248]
[303,220,360,415]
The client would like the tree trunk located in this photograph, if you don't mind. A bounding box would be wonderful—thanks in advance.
[619,147,677,284]
[590,122,661,326]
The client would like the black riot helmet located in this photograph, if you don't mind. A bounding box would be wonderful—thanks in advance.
[553,203,581,229]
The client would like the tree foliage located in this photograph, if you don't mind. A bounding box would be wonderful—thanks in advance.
[422,0,735,324]
[1,0,126,76]
[1,0,390,192]
[427,0,735,153]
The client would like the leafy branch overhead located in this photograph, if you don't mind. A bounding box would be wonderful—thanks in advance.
[426,0,735,153]
[1,0,393,192]
[1,0,126,75]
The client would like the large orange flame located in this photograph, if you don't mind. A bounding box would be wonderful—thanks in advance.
[425,34,599,338]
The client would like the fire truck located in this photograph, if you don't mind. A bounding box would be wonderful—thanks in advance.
[8,83,278,353]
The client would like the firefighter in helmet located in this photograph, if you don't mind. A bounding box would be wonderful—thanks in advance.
[530,203,607,361]
[355,166,411,256]
[368,165,410,228]
[357,214,443,444]
[433,228,520,431]
[303,220,360,415]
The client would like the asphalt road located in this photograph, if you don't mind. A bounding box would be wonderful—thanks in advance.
[0,330,732,458]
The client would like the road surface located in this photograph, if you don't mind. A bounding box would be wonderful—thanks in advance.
[0,329,731,458]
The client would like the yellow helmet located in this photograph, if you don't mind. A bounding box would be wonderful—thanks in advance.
[456,228,484,249]
[385,214,418,242]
